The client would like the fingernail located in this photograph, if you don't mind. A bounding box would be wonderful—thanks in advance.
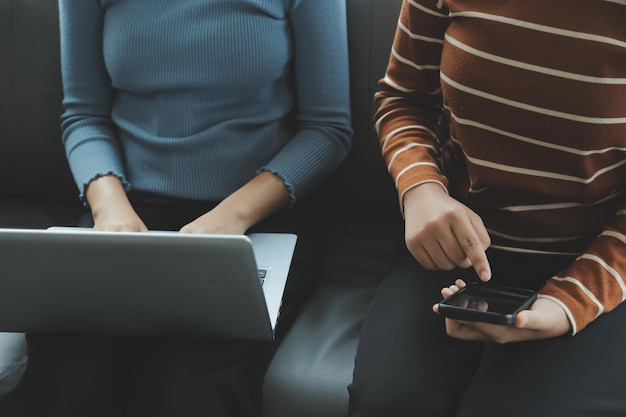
[480,270,491,281]
[517,315,528,328]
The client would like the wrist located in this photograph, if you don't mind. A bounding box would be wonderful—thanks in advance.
[220,171,289,230]
[86,175,133,217]
[403,181,448,212]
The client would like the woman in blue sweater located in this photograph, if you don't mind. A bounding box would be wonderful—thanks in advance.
[0,0,351,416]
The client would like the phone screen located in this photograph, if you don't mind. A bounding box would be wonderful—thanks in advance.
[438,283,536,325]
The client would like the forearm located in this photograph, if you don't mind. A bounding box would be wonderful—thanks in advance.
[85,175,146,232]
[180,171,290,235]
[374,0,449,210]
[266,0,351,202]
[539,210,626,334]
[60,0,125,199]
[213,171,290,231]
[86,175,130,214]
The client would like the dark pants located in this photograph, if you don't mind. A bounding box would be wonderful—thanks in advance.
[0,194,321,417]
[348,247,626,417]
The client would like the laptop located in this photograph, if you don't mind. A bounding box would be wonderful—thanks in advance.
[0,227,297,340]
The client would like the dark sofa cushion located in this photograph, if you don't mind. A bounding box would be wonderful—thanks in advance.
[313,0,403,222]
[0,197,83,229]
[263,218,403,417]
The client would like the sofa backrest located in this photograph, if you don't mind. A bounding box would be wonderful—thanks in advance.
[314,0,403,222]
[0,0,78,204]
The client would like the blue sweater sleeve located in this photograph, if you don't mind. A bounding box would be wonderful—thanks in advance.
[264,0,352,200]
[58,0,129,199]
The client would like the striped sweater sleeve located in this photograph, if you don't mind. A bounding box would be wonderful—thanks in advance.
[375,0,626,333]
[373,0,450,210]
[540,216,626,334]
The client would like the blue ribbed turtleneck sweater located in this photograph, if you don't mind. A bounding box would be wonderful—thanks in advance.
[58,0,352,203]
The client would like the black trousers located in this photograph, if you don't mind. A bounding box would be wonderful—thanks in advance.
[348,247,626,417]
[0,194,322,417]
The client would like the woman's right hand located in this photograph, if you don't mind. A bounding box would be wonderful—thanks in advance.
[403,183,491,281]
[85,175,148,232]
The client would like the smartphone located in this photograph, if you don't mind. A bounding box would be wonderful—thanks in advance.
[438,282,537,325]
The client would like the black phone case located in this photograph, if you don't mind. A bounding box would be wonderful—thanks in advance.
[438,283,537,325]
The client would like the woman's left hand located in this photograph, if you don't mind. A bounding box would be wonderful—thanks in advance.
[180,207,249,235]
[433,279,572,343]
[179,171,290,235]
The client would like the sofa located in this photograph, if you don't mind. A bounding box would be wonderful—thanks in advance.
[0,0,404,416]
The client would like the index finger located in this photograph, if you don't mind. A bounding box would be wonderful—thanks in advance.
[451,224,491,281]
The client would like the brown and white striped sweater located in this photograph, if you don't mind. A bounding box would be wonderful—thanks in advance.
[375,0,626,333]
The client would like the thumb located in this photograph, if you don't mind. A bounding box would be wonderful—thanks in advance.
[514,310,535,329]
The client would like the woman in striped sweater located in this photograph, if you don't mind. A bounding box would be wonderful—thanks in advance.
[349,1,626,416]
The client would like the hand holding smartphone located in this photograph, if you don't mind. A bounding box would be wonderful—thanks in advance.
[438,282,537,325]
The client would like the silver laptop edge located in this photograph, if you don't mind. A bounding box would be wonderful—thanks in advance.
[0,227,297,340]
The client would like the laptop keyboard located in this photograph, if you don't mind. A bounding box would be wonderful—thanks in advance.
[258,268,267,287]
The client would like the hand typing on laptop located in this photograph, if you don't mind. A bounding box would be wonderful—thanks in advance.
[87,172,289,236]
[86,176,148,233]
